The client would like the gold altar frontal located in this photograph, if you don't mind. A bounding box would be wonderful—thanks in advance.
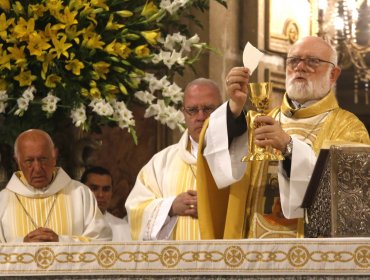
[0,238,368,278]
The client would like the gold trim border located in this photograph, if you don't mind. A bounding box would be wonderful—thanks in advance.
[0,238,368,275]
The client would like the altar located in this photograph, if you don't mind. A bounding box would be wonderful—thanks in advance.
[0,238,369,279]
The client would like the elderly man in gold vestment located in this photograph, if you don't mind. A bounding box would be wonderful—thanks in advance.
[0,129,112,242]
[125,78,222,240]
[197,36,370,239]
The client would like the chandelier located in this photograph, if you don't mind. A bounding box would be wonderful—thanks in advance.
[317,0,369,105]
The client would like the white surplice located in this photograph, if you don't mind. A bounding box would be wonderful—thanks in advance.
[125,130,200,240]
[0,168,112,243]
[104,212,131,241]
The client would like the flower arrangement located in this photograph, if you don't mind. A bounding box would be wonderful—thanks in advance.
[0,0,226,145]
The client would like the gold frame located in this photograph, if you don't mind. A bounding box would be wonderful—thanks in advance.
[266,0,315,53]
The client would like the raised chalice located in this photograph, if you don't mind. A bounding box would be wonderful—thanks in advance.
[241,82,284,162]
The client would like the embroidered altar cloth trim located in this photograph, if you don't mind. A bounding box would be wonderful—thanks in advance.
[0,238,368,276]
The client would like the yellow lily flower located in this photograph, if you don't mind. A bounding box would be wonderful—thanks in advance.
[14,1,25,15]
[27,32,51,57]
[106,14,125,30]
[105,40,131,59]
[82,32,105,50]
[141,1,158,17]
[68,0,84,10]
[89,88,101,99]
[14,70,37,87]
[8,45,27,66]
[135,44,150,57]
[45,74,62,88]
[50,34,73,59]
[0,0,10,11]
[37,52,57,79]
[13,17,35,39]
[141,30,160,45]
[0,52,11,70]
[92,61,110,80]
[82,8,98,25]
[0,13,14,40]
[28,4,47,19]
[65,25,82,44]
[44,23,57,39]
[46,0,64,15]
[65,58,85,75]
[57,6,78,27]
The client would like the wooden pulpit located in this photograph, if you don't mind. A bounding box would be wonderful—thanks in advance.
[302,145,370,238]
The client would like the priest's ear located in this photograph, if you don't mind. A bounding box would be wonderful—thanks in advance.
[330,66,341,85]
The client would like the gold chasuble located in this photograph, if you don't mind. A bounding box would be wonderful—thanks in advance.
[197,91,370,239]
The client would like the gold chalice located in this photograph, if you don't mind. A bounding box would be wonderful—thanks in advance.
[241,82,284,162]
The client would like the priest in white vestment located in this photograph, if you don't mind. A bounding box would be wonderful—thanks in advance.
[81,166,131,241]
[105,213,131,241]
[125,78,223,240]
[0,129,112,243]
[196,36,370,239]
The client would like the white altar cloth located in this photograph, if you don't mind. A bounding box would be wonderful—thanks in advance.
[0,238,368,276]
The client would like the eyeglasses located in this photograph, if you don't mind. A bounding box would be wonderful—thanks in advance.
[286,57,336,69]
[183,106,217,116]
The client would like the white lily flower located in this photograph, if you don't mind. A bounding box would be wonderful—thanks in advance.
[90,99,114,117]
[0,102,7,113]
[182,34,200,52]
[110,100,135,129]
[165,107,185,129]
[162,83,183,104]
[14,97,29,116]
[41,92,60,114]
[157,50,186,69]
[22,86,36,101]
[145,74,170,93]
[144,103,160,118]
[70,104,87,128]
[144,100,184,130]
[161,32,185,50]
[135,90,156,104]
[160,0,188,14]
[0,91,8,102]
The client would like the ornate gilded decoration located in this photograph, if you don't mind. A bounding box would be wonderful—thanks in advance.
[35,247,55,269]
[305,146,370,237]
[0,239,368,275]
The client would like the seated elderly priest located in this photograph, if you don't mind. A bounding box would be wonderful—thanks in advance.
[0,129,112,242]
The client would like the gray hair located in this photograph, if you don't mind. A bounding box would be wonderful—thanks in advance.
[328,43,338,66]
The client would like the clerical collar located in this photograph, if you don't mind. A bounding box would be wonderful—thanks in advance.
[189,136,198,159]
[291,99,317,109]
[281,90,339,118]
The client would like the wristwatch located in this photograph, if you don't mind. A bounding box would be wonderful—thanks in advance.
[283,136,293,158]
